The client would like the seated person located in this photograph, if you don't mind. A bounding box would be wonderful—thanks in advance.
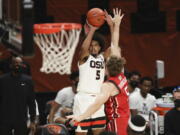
[48,71,79,124]
[129,77,156,122]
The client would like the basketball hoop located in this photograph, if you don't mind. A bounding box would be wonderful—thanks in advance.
[34,23,82,75]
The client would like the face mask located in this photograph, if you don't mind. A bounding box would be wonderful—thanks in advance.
[174,99,180,108]
[12,65,23,74]
[129,80,139,89]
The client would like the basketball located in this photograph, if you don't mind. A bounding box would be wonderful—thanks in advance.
[86,8,105,27]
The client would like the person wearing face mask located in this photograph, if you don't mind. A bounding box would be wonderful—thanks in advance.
[129,71,141,83]
[0,56,36,135]
[128,80,139,95]
[128,71,141,94]
[48,70,79,126]
[164,86,180,135]
[0,53,31,75]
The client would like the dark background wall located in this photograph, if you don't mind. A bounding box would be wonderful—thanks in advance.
[0,0,180,92]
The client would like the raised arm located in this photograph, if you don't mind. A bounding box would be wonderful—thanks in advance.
[104,10,114,44]
[111,8,124,58]
[103,10,114,59]
[103,8,124,59]
[79,25,98,64]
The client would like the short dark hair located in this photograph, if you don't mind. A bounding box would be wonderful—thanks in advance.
[69,70,79,80]
[140,76,153,86]
[106,56,124,77]
[129,71,141,79]
[92,32,106,53]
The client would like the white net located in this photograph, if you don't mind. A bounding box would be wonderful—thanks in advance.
[34,24,81,75]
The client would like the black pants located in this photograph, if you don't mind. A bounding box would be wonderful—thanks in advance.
[0,123,28,135]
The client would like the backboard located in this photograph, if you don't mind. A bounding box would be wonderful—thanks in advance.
[0,0,34,56]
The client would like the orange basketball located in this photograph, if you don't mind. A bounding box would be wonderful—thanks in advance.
[86,8,105,27]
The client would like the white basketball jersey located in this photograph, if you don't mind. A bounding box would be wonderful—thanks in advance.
[77,54,105,94]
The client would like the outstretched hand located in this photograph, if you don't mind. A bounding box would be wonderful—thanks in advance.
[113,8,124,26]
[104,8,124,27]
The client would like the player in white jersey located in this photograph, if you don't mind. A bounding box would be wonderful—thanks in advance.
[73,9,126,135]
[69,8,126,135]
[73,9,122,135]
[77,54,105,94]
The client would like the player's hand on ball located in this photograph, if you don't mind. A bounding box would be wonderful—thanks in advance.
[104,10,113,27]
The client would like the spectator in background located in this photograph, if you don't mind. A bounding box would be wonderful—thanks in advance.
[0,52,31,75]
[164,86,180,135]
[0,55,37,134]
[129,71,141,83]
[13,56,31,76]
[0,56,36,135]
[48,71,79,124]
[127,115,146,135]
[128,71,141,94]
[129,77,156,122]
[128,80,139,95]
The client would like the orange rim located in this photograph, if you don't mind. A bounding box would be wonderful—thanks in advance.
[34,23,82,34]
